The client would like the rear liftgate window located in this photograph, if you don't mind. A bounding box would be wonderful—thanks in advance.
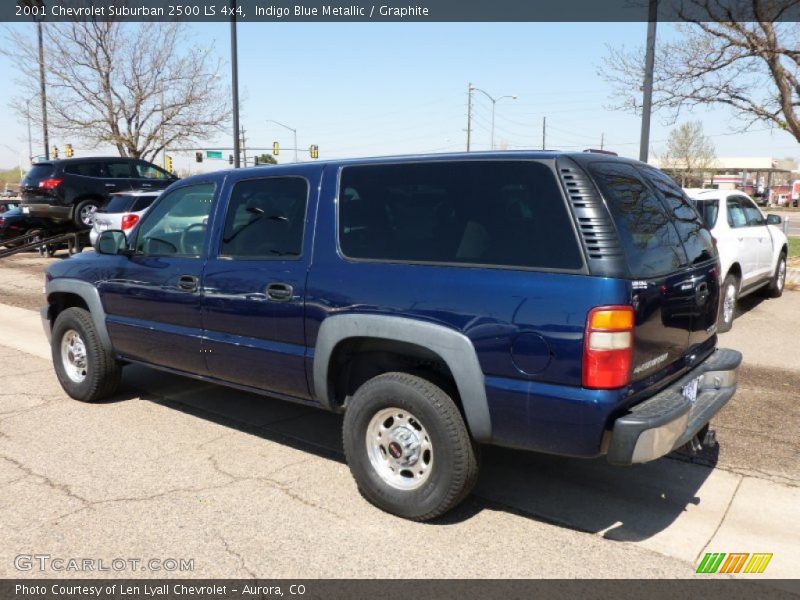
[338,161,583,270]
[590,162,687,278]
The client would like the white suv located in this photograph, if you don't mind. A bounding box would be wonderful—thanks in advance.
[688,189,788,332]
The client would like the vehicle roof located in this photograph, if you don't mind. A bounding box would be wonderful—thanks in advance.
[32,156,144,166]
[687,189,752,201]
[173,150,647,186]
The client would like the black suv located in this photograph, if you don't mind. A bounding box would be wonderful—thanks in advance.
[20,157,178,228]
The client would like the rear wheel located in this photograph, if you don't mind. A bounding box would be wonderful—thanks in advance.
[343,372,479,521]
[73,199,101,229]
[51,307,122,402]
[763,252,786,298]
[718,273,738,333]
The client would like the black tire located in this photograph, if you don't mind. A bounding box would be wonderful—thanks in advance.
[763,252,787,298]
[73,199,101,229]
[343,372,479,521]
[718,273,738,333]
[51,307,122,402]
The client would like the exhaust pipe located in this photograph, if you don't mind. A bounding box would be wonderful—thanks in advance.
[688,427,717,454]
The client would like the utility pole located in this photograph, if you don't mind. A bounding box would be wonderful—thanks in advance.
[601,132,605,150]
[240,126,247,166]
[466,82,472,152]
[35,18,49,159]
[639,0,658,163]
[542,117,546,150]
[230,0,241,168]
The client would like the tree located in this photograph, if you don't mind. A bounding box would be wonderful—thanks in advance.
[658,121,716,187]
[255,153,278,165]
[600,2,800,144]
[6,21,229,161]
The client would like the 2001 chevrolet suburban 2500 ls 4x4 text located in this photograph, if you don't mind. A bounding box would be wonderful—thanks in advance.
[40,151,742,520]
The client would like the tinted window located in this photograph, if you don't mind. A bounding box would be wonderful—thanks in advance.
[338,161,583,270]
[220,177,308,259]
[590,162,685,278]
[727,197,747,228]
[136,161,171,180]
[105,161,135,178]
[640,166,715,265]
[104,194,137,213]
[63,162,104,177]
[26,164,54,180]
[131,195,158,212]
[134,183,214,257]
[692,199,718,229]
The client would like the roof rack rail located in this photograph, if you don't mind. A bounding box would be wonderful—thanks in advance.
[582,148,618,156]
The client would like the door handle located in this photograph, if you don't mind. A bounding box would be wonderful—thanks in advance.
[105,183,117,188]
[266,282,293,302]
[178,275,198,292]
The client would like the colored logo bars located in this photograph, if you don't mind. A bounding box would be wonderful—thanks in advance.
[696,552,773,574]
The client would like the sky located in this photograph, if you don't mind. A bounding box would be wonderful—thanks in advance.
[0,21,798,174]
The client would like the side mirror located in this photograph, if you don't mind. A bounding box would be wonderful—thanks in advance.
[766,214,782,226]
[96,230,128,255]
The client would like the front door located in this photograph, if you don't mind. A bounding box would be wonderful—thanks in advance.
[201,171,319,400]
[99,181,217,374]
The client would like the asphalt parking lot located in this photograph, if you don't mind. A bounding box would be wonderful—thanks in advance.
[0,251,798,584]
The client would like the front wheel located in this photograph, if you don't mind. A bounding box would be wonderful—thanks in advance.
[342,372,479,521]
[718,274,739,333]
[763,252,787,298]
[51,307,122,402]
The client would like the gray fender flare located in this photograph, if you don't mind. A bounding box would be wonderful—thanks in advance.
[313,314,492,442]
[45,279,113,351]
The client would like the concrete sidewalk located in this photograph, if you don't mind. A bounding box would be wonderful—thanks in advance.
[0,302,797,581]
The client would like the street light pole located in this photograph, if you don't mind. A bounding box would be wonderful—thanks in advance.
[266,119,298,163]
[230,0,241,168]
[469,86,517,150]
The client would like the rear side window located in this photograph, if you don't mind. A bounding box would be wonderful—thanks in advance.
[590,162,685,278]
[338,161,583,271]
[727,197,747,228]
[639,166,715,265]
[63,162,104,177]
[27,164,55,179]
[105,161,135,178]
[692,199,718,229]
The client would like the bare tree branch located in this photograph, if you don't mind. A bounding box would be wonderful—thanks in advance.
[598,1,800,144]
[4,20,230,160]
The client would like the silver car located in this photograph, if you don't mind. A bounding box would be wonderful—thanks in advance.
[90,190,161,247]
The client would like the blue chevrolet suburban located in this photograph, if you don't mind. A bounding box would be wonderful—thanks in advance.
[41,151,742,520]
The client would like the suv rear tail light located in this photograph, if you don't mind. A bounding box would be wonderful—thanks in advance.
[120,214,140,230]
[583,305,634,389]
[38,178,63,190]
[0,217,4,226]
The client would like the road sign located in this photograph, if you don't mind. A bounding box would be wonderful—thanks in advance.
[206,150,223,160]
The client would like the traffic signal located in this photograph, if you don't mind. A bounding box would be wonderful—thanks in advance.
[272,142,279,156]
[52,146,58,159]
[195,151,203,163]
[165,155,173,173]
[65,144,74,158]
[310,145,319,159]
[228,154,234,165]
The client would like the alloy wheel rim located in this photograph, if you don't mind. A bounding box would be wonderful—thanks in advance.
[777,259,786,291]
[80,205,97,226]
[60,329,88,383]
[366,407,433,490]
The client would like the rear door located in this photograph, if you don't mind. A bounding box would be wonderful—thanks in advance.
[200,169,319,399]
[588,162,716,383]
[639,166,719,352]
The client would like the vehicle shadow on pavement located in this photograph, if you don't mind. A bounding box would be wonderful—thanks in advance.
[734,293,767,320]
[113,364,719,540]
